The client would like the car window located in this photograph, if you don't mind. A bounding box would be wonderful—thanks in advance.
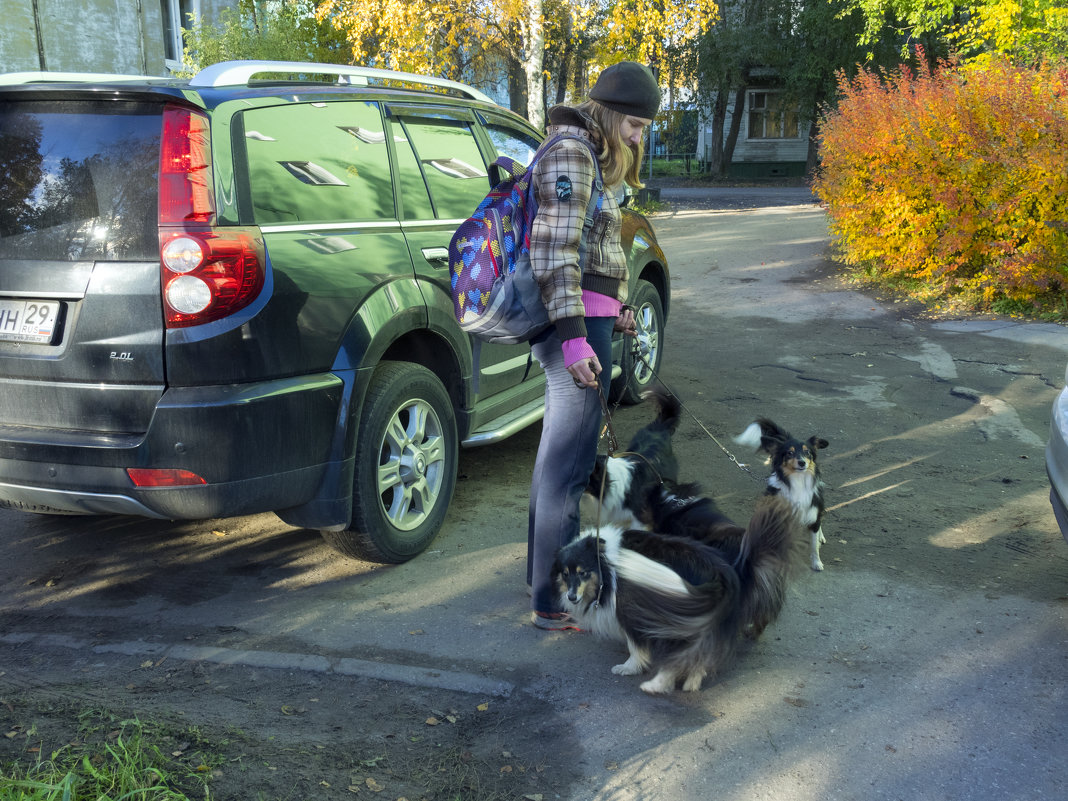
[242,101,395,224]
[483,120,540,167]
[390,123,435,222]
[0,100,159,261]
[397,117,489,220]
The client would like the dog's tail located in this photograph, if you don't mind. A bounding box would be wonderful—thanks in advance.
[734,417,791,453]
[643,385,682,434]
[613,544,740,644]
[733,495,803,638]
[734,421,764,451]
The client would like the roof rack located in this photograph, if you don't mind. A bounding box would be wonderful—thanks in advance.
[0,71,154,85]
[189,60,495,104]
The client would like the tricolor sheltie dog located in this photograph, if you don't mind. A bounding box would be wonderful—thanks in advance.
[552,495,800,694]
[584,386,681,530]
[734,418,829,571]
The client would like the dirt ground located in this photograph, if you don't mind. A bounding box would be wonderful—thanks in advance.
[1,646,577,800]
[2,187,1065,800]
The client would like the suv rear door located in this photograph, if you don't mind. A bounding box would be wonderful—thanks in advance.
[0,97,165,436]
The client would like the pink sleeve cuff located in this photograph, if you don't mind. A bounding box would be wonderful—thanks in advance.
[562,337,596,369]
[581,290,622,318]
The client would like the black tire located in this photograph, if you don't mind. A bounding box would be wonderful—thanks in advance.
[321,361,458,563]
[610,279,665,405]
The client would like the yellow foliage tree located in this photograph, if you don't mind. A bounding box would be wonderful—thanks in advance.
[317,0,719,127]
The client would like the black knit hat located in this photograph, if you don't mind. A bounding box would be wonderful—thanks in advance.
[589,61,661,120]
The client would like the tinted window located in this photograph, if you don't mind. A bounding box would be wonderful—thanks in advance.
[0,101,160,261]
[243,101,395,224]
[399,117,489,219]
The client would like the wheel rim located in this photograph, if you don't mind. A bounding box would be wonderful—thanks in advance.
[631,300,660,386]
[376,397,446,532]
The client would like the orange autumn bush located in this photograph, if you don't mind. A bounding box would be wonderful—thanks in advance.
[813,56,1068,314]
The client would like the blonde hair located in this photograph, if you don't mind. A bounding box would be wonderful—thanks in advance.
[575,100,646,190]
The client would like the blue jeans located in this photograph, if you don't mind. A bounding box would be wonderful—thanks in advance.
[527,317,614,614]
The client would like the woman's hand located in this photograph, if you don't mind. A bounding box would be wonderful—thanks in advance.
[567,355,602,389]
[614,307,637,336]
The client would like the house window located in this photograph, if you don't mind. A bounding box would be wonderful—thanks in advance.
[747,92,799,139]
[162,0,199,65]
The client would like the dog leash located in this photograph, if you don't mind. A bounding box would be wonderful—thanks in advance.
[599,340,765,484]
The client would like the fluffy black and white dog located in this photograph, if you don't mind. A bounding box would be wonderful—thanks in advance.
[584,386,681,530]
[734,418,829,571]
[552,495,799,694]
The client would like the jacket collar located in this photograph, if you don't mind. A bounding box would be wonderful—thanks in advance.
[546,105,600,144]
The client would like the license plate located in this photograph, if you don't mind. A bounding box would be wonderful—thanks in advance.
[0,299,60,344]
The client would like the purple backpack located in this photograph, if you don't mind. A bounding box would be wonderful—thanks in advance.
[448,134,602,345]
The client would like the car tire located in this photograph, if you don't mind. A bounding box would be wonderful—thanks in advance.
[321,361,458,563]
[610,279,665,405]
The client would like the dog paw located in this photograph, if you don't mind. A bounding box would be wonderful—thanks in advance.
[612,660,643,676]
[811,556,824,572]
[681,673,706,692]
[640,675,674,695]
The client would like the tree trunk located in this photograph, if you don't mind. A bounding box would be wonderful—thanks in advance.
[555,10,572,105]
[706,84,728,175]
[805,114,820,181]
[508,58,526,117]
[721,84,747,177]
[524,0,546,130]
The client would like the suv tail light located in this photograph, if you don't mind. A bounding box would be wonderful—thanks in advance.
[159,105,265,328]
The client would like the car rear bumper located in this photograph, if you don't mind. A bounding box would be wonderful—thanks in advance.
[0,373,345,520]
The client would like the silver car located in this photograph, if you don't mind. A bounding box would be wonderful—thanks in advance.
[1046,363,1068,543]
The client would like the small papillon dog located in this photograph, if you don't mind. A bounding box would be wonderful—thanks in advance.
[735,418,829,571]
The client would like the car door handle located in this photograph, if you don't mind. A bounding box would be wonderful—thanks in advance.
[421,247,450,266]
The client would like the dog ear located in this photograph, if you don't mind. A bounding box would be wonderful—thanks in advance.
[756,417,791,444]
[807,435,829,451]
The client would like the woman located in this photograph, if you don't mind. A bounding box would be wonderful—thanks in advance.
[526,61,661,628]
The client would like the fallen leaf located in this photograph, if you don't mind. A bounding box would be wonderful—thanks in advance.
[784,696,809,708]
[425,717,440,726]
[319,781,331,787]
[445,715,457,724]
[523,795,544,801]
[140,660,155,668]
[500,765,513,773]
[605,761,619,771]
[365,777,384,792]
[408,629,425,635]
[212,530,227,537]
[476,702,489,712]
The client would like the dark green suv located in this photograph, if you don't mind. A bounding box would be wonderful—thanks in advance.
[0,60,670,562]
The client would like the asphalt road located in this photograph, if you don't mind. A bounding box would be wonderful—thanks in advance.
[1,190,1065,800]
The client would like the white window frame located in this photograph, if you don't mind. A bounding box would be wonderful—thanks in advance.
[746,91,801,140]
[162,0,201,70]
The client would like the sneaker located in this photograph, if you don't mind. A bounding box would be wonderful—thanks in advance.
[531,611,580,631]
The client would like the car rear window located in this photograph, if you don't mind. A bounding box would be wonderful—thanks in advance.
[0,100,160,261]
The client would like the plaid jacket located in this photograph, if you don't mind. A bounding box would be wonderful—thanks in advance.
[529,108,627,342]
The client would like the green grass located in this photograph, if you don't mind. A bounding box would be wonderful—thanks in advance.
[0,713,213,801]
[641,155,697,179]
